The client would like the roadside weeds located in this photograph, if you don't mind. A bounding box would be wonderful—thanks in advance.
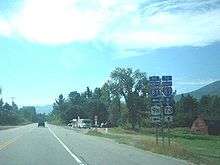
[86,128,220,165]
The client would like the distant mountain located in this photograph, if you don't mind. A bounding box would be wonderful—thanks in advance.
[175,81,220,100]
[35,105,53,114]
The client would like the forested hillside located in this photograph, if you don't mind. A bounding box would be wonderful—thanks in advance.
[175,81,220,100]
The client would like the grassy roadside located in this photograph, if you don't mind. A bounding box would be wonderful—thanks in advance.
[87,127,220,165]
[0,126,18,130]
[0,122,32,130]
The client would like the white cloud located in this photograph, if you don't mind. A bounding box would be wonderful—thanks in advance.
[0,0,220,52]
[108,7,220,49]
[0,18,12,37]
[0,0,139,44]
[11,0,108,44]
[112,31,192,49]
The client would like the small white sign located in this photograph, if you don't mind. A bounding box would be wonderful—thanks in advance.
[94,115,98,126]
[151,105,161,116]
[164,106,173,115]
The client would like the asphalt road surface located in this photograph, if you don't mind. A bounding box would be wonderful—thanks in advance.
[0,124,189,165]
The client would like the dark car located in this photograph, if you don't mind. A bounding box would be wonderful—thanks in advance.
[38,121,45,127]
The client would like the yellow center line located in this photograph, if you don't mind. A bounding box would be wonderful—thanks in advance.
[0,127,34,151]
[0,138,18,151]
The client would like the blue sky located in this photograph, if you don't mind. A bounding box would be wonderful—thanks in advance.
[0,0,220,106]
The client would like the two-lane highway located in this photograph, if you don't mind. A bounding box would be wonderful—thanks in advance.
[0,124,189,165]
[0,124,79,165]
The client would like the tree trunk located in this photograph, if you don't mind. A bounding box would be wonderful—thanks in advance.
[130,107,136,130]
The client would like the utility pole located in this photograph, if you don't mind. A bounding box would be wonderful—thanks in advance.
[0,87,2,100]
[10,97,15,104]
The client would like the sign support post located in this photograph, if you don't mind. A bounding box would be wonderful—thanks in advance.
[156,124,159,144]
[168,123,171,146]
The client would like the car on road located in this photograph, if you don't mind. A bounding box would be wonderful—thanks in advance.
[67,123,72,127]
[38,121,45,127]
[78,119,92,129]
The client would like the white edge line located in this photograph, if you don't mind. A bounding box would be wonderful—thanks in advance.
[47,125,85,165]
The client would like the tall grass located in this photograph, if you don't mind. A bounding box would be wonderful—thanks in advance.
[87,127,220,165]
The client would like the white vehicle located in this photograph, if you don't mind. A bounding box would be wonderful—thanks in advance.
[77,119,92,128]
[67,123,72,127]
[68,118,91,129]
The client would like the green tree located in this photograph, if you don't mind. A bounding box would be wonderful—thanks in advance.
[109,95,121,126]
[109,67,148,130]
[210,96,220,120]
[100,83,111,108]
[66,91,86,121]
[52,94,67,123]
[0,99,4,124]
[175,95,198,127]
[90,87,108,124]
[20,106,37,123]
[86,86,92,99]
[69,91,81,104]
[199,95,212,118]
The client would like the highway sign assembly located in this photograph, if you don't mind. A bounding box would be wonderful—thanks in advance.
[149,75,174,146]
[161,76,173,125]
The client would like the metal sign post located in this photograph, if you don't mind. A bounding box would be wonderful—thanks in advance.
[162,76,173,146]
[156,124,159,144]
[149,76,161,144]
